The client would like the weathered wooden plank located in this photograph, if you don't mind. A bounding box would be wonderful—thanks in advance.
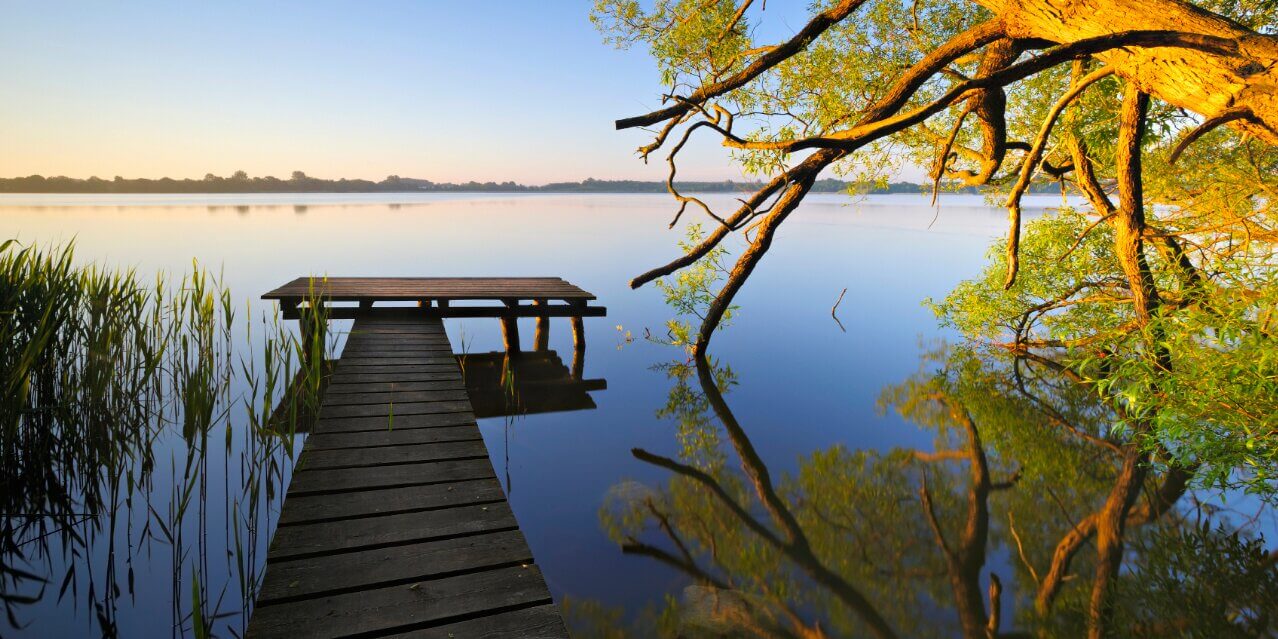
[274,293,593,303]
[267,502,518,560]
[331,364,460,374]
[352,320,450,326]
[318,399,472,419]
[276,478,504,526]
[346,328,450,335]
[351,316,454,323]
[324,380,466,394]
[387,604,569,638]
[338,347,455,357]
[246,565,554,638]
[305,424,479,451]
[334,355,455,364]
[305,424,480,451]
[344,328,444,334]
[320,389,470,406]
[327,371,462,384]
[340,343,455,353]
[300,440,489,470]
[335,355,455,364]
[346,325,449,331]
[343,336,453,345]
[347,327,449,336]
[264,277,593,298]
[293,305,606,320]
[270,278,572,286]
[255,529,532,604]
[313,411,477,433]
[341,341,454,349]
[347,323,448,328]
[337,356,459,367]
[286,458,496,495]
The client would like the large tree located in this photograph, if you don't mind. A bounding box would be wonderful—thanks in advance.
[595,0,1277,353]
[594,2,1278,636]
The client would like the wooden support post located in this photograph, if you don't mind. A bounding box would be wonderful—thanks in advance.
[570,307,586,351]
[501,317,521,353]
[570,314,585,380]
[417,299,431,308]
[501,298,521,353]
[533,299,549,351]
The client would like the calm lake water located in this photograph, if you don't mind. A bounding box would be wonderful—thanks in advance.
[3,193,1271,637]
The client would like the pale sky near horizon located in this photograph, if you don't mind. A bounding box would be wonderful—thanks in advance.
[1,1,874,184]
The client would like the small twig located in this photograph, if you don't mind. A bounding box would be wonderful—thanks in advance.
[831,287,847,317]
[1055,212,1115,263]
[1008,510,1041,586]
[831,287,848,332]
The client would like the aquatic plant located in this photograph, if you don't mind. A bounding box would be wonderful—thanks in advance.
[0,240,330,636]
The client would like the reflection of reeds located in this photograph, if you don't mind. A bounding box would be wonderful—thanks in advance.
[455,324,472,378]
[0,241,329,636]
[500,354,521,411]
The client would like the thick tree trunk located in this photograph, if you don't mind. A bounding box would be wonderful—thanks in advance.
[976,0,1278,144]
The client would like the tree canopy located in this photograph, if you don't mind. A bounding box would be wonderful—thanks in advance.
[595,3,1278,634]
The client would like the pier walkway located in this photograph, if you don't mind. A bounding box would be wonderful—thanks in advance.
[247,277,605,638]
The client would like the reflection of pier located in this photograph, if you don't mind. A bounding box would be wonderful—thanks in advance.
[458,351,606,418]
[247,277,604,638]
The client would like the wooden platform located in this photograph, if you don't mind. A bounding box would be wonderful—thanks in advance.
[247,314,573,638]
[263,277,606,320]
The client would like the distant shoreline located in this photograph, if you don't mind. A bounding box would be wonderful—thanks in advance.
[0,175,1064,195]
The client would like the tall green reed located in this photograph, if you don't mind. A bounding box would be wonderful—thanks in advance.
[0,240,329,636]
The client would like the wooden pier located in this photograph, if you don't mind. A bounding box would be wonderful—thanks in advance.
[247,277,605,638]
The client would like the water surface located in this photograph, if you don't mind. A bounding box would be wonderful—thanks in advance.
[5,192,1263,637]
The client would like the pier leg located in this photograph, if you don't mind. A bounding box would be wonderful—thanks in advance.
[533,300,549,351]
[570,315,585,380]
[501,317,521,353]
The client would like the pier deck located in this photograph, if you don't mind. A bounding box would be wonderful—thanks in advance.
[248,277,604,638]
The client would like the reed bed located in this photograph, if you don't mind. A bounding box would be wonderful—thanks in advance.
[0,240,329,637]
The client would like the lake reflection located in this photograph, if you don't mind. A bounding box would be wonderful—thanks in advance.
[3,193,1272,637]
[564,345,1278,637]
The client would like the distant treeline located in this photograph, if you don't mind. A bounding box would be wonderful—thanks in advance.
[0,172,1063,194]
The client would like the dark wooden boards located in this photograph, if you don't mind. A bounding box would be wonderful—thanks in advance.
[247,315,568,638]
[255,530,534,604]
[249,566,556,638]
[262,276,595,301]
[261,276,605,321]
[385,604,568,639]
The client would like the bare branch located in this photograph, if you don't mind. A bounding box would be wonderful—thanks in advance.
[628,151,828,289]
[1168,106,1254,165]
[616,0,868,130]
[1002,65,1116,288]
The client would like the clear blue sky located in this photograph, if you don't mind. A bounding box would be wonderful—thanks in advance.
[2,1,811,183]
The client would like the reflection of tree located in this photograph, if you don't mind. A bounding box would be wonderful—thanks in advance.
[574,346,1277,638]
